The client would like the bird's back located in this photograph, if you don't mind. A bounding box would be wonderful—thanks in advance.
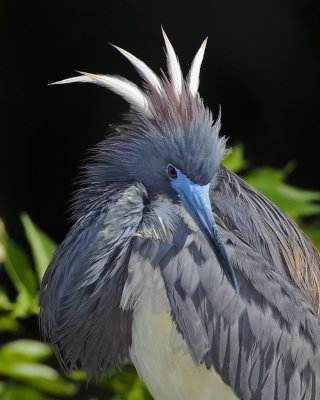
[213,166,320,315]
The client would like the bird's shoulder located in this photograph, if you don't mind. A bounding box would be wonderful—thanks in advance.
[212,166,320,314]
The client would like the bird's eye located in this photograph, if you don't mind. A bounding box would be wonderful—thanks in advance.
[167,164,177,179]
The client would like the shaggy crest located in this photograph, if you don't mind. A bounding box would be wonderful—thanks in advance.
[51,29,208,120]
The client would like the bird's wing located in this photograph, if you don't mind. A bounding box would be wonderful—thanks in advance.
[133,171,320,399]
[213,166,320,314]
[39,182,147,374]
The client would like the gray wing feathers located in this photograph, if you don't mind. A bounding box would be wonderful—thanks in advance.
[157,226,320,399]
[143,168,320,399]
[213,167,320,314]
[39,183,146,374]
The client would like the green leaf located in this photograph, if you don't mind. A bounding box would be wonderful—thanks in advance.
[127,377,151,400]
[67,369,87,381]
[21,213,57,282]
[0,382,5,396]
[13,291,38,317]
[0,287,15,311]
[244,167,320,220]
[223,144,247,173]
[0,232,37,304]
[0,340,52,362]
[0,316,20,333]
[0,383,46,400]
[0,219,5,264]
[300,221,320,251]
[0,361,78,396]
[101,367,152,400]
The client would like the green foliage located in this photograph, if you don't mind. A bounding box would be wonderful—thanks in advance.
[21,213,57,282]
[244,166,320,219]
[0,361,77,396]
[0,383,47,400]
[223,143,248,173]
[100,368,153,400]
[0,340,52,362]
[0,145,319,399]
[0,226,38,319]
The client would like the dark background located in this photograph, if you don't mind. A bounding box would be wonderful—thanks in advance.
[1,0,320,244]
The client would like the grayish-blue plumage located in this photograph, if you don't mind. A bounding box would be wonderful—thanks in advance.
[40,30,320,400]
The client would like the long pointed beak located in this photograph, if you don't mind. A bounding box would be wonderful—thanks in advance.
[171,175,238,291]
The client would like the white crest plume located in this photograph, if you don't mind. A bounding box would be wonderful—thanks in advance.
[111,44,163,94]
[187,37,208,96]
[50,71,152,117]
[161,27,183,95]
[49,29,208,118]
